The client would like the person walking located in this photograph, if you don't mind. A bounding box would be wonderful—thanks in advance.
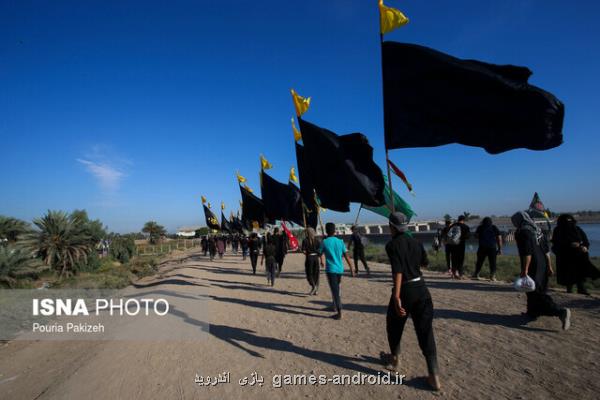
[216,236,225,259]
[348,225,370,276]
[472,217,503,281]
[440,220,452,275]
[447,215,470,279]
[261,235,278,286]
[319,222,354,320]
[232,234,239,254]
[240,235,249,260]
[512,211,571,329]
[383,212,440,391]
[552,214,600,295]
[248,233,261,274]
[208,236,217,261]
[201,236,208,257]
[302,227,321,295]
[273,228,288,277]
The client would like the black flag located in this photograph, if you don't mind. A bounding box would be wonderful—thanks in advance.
[220,212,232,233]
[260,171,304,225]
[240,185,266,228]
[203,205,220,231]
[231,215,245,233]
[298,119,385,212]
[294,143,319,228]
[382,41,564,154]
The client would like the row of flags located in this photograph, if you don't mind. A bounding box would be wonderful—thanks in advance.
[201,0,564,234]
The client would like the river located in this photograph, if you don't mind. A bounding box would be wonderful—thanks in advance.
[357,223,600,257]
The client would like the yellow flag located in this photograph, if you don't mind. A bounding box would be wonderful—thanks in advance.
[290,89,311,117]
[221,202,225,210]
[291,117,302,142]
[201,195,207,204]
[260,154,272,170]
[289,167,298,183]
[236,171,246,184]
[379,0,409,34]
[243,184,253,193]
[207,202,212,209]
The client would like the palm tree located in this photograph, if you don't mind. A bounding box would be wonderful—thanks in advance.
[0,216,30,243]
[142,221,166,244]
[0,246,44,287]
[24,211,93,278]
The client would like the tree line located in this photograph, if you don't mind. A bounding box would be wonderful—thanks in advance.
[0,211,169,288]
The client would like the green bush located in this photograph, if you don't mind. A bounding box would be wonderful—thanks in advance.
[109,235,136,264]
[129,256,158,278]
[74,251,102,273]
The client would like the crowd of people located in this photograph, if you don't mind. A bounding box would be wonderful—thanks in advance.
[195,211,598,391]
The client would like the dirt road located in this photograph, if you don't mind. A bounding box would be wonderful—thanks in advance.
[1,250,599,399]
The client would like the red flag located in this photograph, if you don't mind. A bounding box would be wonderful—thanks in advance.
[280,220,299,251]
[387,159,414,193]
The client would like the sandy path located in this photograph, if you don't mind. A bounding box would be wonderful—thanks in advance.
[1,249,599,400]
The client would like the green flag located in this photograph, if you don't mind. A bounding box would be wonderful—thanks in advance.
[362,175,415,220]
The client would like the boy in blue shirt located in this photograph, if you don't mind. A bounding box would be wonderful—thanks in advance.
[320,222,354,320]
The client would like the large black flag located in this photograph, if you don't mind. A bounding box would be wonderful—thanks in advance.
[203,205,220,231]
[298,119,385,212]
[260,171,304,226]
[382,41,564,154]
[231,215,245,233]
[294,143,319,228]
[220,212,232,233]
[239,185,266,228]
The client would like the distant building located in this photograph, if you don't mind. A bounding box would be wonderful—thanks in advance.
[176,226,203,237]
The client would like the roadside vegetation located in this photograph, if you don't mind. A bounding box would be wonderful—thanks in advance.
[0,213,187,290]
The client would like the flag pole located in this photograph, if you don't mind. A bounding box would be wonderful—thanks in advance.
[354,204,363,226]
[314,189,326,236]
[380,30,395,213]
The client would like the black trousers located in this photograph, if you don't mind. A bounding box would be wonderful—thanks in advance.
[250,251,259,274]
[444,245,451,270]
[474,247,497,276]
[326,273,342,313]
[266,258,277,286]
[386,282,438,375]
[450,244,466,275]
[526,291,561,318]
[353,246,369,273]
[276,254,285,273]
[566,281,587,293]
[305,255,320,288]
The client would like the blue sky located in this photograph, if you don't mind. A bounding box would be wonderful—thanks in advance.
[1,0,599,233]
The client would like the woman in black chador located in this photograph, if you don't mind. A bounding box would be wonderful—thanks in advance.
[512,211,571,330]
[552,214,600,295]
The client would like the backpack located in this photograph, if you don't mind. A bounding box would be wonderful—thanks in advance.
[447,225,462,245]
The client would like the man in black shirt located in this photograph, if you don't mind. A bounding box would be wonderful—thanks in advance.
[472,217,502,280]
[349,225,370,276]
[448,215,470,279]
[384,212,440,391]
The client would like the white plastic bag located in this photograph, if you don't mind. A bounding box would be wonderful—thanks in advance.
[514,275,536,292]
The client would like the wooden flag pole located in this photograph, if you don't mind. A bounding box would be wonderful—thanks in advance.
[380,32,395,213]
[314,189,325,236]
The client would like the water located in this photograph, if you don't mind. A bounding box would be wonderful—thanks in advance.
[358,223,600,257]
